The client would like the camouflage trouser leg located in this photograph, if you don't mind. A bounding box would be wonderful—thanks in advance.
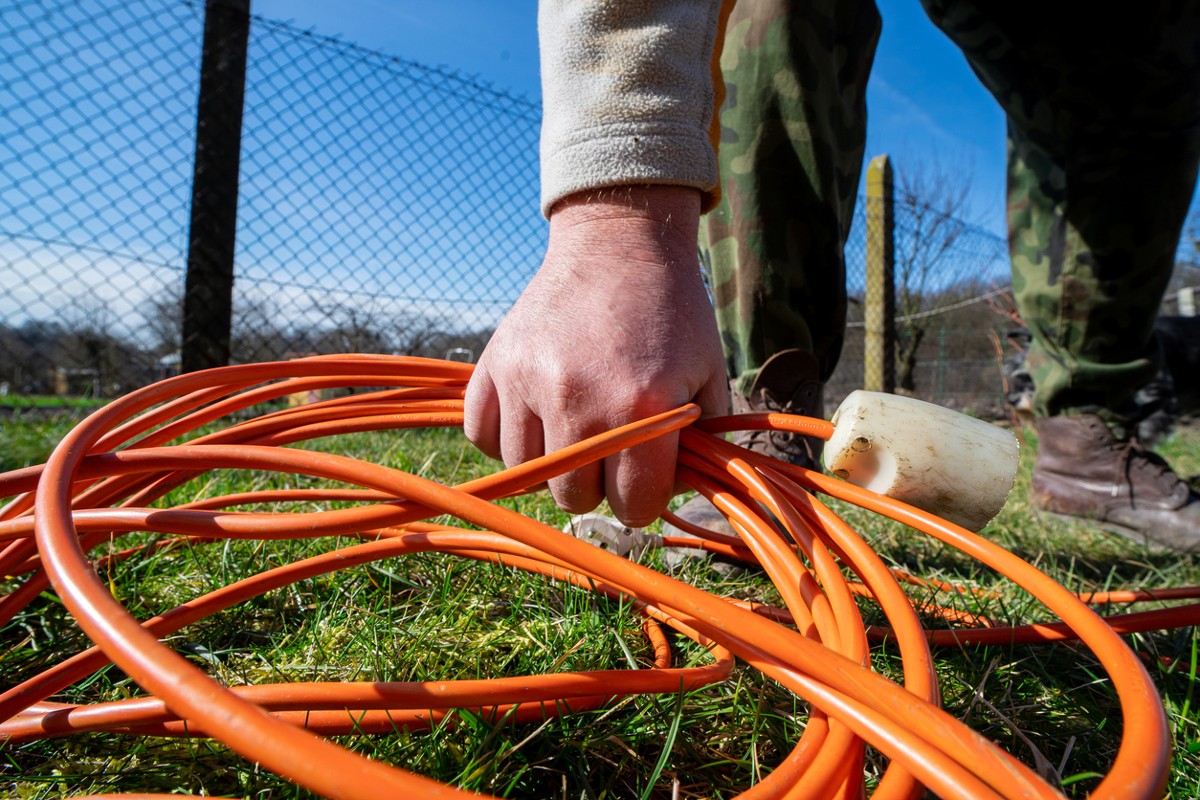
[700,0,880,396]
[922,1,1200,421]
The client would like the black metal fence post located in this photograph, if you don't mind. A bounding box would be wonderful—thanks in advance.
[182,0,250,372]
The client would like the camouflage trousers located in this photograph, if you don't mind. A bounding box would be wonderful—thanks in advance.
[704,0,1200,420]
[700,0,880,396]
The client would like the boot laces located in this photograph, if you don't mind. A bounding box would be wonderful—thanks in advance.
[736,384,821,466]
[760,385,817,447]
[1112,436,1178,504]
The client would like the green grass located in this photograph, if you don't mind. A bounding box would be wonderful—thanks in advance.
[0,416,81,471]
[2,418,1199,798]
[0,395,106,410]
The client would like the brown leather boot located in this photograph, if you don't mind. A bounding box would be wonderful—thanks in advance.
[662,349,825,574]
[1032,414,1200,552]
[728,349,825,470]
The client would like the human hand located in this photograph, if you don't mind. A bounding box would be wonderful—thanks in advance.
[464,185,728,527]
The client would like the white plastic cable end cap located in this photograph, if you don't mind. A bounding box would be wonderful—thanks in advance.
[564,513,655,559]
[822,390,1020,532]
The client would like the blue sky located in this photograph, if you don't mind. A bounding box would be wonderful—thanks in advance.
[253,0,1014,234]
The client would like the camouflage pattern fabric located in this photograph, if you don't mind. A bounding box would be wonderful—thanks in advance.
[707,0,1200,421]
[700,0,880,396]
[921,1,1200,421]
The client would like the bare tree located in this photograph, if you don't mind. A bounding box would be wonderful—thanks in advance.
[0,323,44,393]
[141,290,184,359]
[230,296,294,363]
[389,311,447,357]
[309,302,393,355]
[308,299,459,357]
[892,160,987,393]
[59,297,148,395]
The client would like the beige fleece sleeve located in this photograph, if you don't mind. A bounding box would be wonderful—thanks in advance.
[537,0,728,217]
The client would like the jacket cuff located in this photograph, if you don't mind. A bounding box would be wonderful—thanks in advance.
[538,0,725,216]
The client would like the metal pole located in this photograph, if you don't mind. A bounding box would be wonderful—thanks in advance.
[864,154,895,393]
[182,0,250,372]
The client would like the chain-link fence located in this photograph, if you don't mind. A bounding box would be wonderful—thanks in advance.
[2,0,543,398]
[4,0,1195,418]
[828,201,1015,417]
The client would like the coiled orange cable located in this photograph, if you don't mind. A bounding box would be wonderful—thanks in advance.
[1,354,1197,799]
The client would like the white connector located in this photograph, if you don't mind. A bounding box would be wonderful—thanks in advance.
[823,390,1020,532]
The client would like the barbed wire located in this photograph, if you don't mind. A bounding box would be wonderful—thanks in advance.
[845,286,1013,328]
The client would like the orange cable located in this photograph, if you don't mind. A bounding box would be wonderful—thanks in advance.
[0,354,1191,799]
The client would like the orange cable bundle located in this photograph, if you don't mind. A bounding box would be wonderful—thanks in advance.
[1,354,1197,799]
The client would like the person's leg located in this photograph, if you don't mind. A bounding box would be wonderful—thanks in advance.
[922,1,1200,549]
[665,0,880,571]
[923,1,1200,420]
[700,0,880,423]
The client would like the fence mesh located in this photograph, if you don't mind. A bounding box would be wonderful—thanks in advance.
[828,202,1015,416]
[3,1,200,394]
[231,14,543,363]
[2,0,544,397]
[4,0,1195,416]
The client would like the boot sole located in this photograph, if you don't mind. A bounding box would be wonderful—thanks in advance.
[1040,510,1180,552]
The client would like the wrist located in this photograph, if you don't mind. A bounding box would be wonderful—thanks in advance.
[546,185,702,267]
[550,185,700,234]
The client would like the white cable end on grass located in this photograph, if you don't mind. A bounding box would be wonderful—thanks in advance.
[823,390,1020,532]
